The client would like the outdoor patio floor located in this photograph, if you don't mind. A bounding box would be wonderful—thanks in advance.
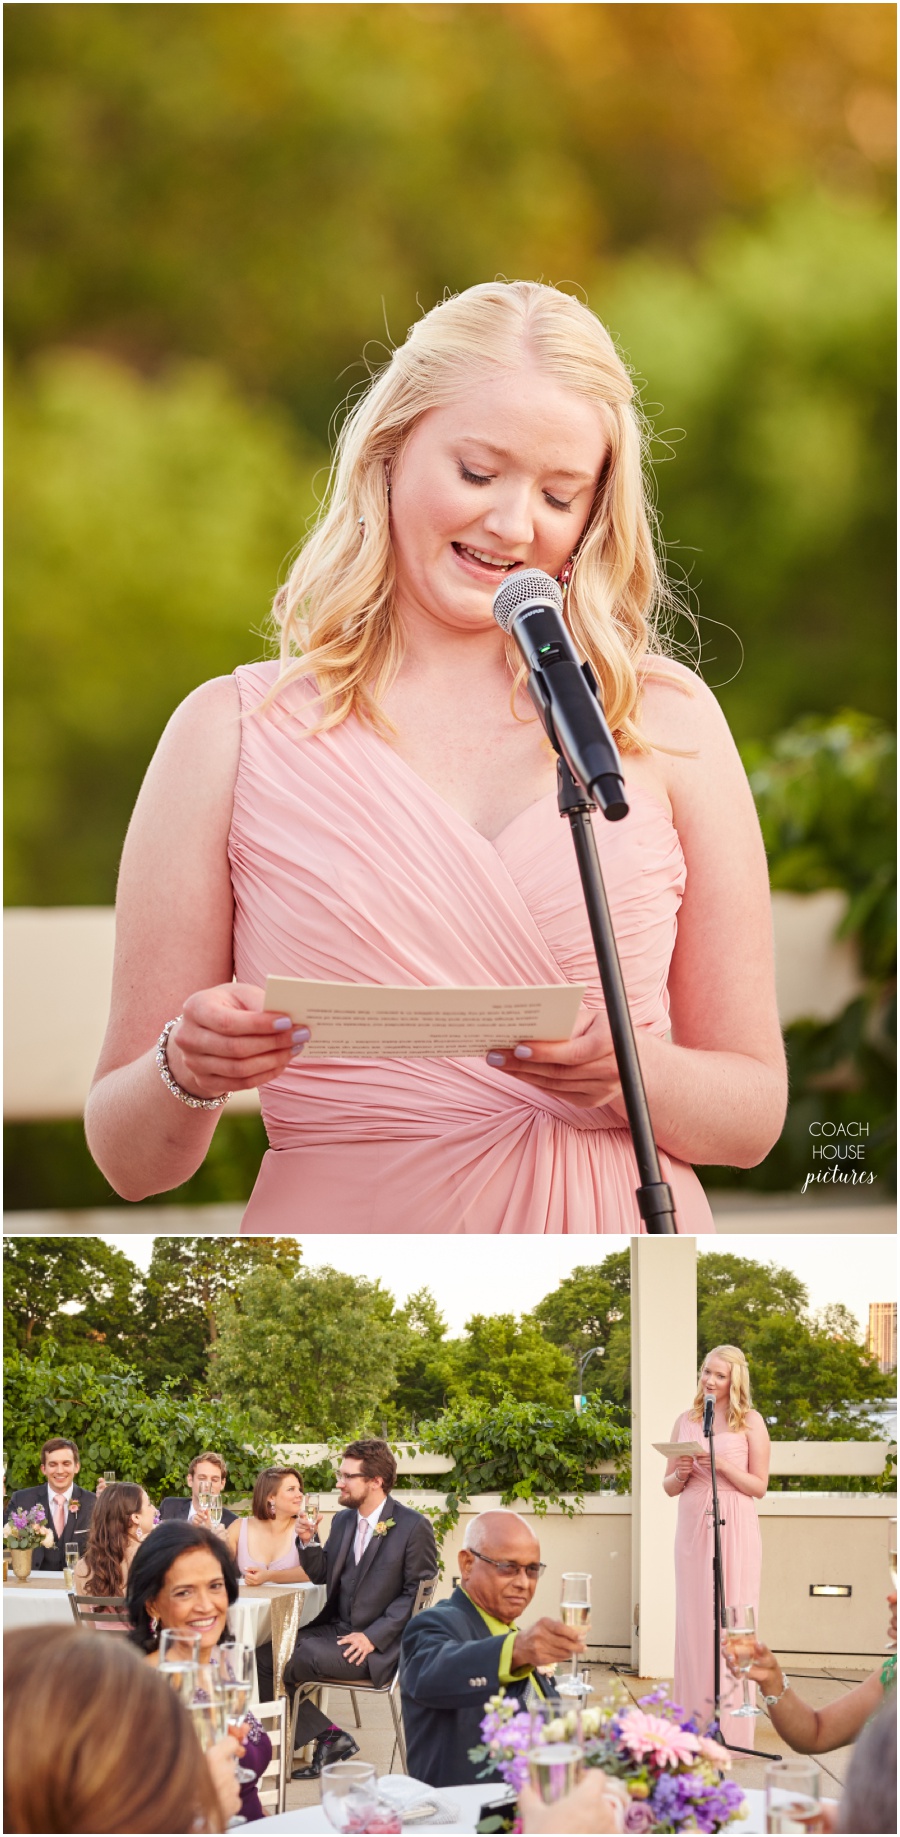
[281,1660,868,1817]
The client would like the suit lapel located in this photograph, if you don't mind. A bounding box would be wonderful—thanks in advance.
[329,1510,357,1594]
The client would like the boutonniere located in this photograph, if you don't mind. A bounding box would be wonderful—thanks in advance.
[373,1518,395,1538]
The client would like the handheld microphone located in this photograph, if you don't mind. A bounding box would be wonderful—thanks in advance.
[492,569,628,819]
[703,1392,715,1437]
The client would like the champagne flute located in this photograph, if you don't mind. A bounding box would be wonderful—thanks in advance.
[103,1471,116,1486]
[193,1664,246,1829]
[724,1604,760,1717]
[64,1542,79,1589]
[558,1572,591,1699]
[525,1703,583,1807]
[196,1488,213,1520]
[208,1493,223,1527]
[158,1627,201,1701]
[212,1643,256,1784]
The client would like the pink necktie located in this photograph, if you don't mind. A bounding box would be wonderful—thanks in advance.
[355,1519,371,1564]
[52,1495,66,1538]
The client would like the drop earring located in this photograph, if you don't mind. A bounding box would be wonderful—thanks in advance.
[557,555,575,598]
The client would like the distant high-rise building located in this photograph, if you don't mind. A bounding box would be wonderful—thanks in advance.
[866,1302,897,1373]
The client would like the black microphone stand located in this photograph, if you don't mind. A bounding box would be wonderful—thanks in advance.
[706,1412,776,1759]
[526,660,677,1233]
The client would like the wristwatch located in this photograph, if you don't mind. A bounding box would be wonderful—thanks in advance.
[762,1670,791,1706]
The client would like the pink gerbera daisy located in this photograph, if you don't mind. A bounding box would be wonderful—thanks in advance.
[618,1708,700,1769]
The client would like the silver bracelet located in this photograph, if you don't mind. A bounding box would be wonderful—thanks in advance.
[762,1670,791,1706]
[155,1016,233,1111]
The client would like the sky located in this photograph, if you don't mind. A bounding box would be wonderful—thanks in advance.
[109,1232,896,1340]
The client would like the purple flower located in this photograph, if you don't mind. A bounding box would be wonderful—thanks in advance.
[10,1511,28,1530]
[28,1505,47,1525]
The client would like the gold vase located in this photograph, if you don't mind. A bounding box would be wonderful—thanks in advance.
[10,1548,33,1581]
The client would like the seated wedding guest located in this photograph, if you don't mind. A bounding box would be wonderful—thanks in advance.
[72,1482,157,1599]
[3,1624,233,1831]
[836,1697,896,1834]
[287,1438,438,1779]
[127,1521,272,1824]
[4,1438,96,1570]
[158,1451,236,1532]
[399,1509,585,1789]
[227,1465,319,1706]
[724,1590,896,1752]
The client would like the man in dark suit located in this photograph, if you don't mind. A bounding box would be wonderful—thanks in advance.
[157,1451,236,1533]
[4,1438,97,1571]
[399,1509,586,1788]
[287,1438,438,1778]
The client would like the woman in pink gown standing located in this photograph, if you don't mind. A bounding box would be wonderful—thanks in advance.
[664,1345,770,1743]
[85,281,787,1231]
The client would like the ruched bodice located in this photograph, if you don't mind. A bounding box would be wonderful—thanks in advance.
[229,661,714,1232]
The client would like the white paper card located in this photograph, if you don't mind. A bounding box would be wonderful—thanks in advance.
[653,1441,706,1458]
[264,977,586,1060]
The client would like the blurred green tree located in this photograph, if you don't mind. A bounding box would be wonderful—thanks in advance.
[139,1235,303,1391]
[5,352,322,904]
[438,1312,576,1411]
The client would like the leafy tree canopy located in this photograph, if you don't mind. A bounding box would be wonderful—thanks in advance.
[3,1236,139,1362]
[3,1345,272,1499]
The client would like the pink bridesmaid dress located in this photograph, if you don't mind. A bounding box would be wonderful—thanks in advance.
[672,1409,762,1742]
[229,661,716,1233]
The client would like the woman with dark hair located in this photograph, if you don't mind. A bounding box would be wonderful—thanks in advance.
[223,1466,320,1707]
[225,1466,317,1585]
[72,1481,157,1599]
[126,1521,272,1822]
[4,1624,230,1832]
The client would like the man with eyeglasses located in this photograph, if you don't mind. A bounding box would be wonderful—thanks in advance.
[399,1509,587,1788]
[286,1438,438,1779]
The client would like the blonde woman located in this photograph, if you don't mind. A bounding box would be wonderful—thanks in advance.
[664,1345,770,1742]
[85,281,786,1232]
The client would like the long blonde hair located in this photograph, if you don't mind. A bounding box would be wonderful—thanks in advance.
[689,1345,753,1433]
[267,281,681,750]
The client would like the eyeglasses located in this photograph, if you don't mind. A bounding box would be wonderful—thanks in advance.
[336,1470,365,1483]
[471,1553,546,1580]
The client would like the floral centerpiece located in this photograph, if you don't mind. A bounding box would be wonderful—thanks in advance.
[3,1505,55,1550]
[471,1686,747,1833]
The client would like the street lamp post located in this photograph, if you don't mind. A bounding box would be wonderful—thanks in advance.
[574,1344,604,1413]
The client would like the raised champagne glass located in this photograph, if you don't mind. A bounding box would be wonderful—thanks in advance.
[158,1627,201,1701]
[558,1572,591,1699]
[723,1604,760,1718]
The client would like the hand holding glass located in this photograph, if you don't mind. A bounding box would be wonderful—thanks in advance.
[723,1605,760,1718]
[558,1572,591,1697]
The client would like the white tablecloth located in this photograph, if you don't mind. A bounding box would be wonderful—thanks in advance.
[3,1573,326,1682]
[3,1576,73,1631]
[243,1781,768,1834]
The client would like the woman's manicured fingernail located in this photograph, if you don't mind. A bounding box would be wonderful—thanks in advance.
[292,1027,311,1045]
[290,1042,307,1058]
[513,1044,533,1060]
[486,1051,505,1067]
[272,1016,292,1032]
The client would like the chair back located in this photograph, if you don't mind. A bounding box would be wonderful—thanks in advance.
[411,1574,440,1617]
[68,1592,131,1632]
[254,1698,288,1816]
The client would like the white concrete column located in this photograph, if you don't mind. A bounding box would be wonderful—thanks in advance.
[630,1236,697,1676]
